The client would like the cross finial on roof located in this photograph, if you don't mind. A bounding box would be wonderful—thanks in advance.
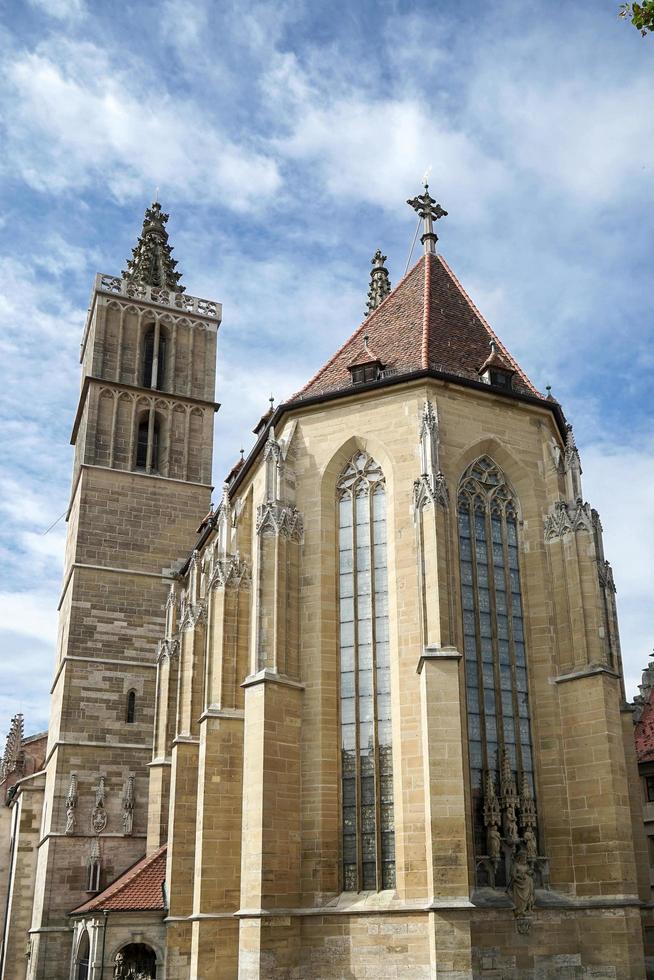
[407,182,447,255]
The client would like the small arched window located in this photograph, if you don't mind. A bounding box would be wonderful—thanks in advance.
[76,932,90,980]
[135,415,160,472]
[126,690,136,724]
[142,326,167,390]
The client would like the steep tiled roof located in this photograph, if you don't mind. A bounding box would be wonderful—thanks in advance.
[295,253,539,401]
[70,846,166,915]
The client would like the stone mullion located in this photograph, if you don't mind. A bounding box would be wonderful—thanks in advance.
[369,487,382,892]
[183,406,191,482]
[134,310,144,386]
[467,498,488,778]
[188,326,195,395]
[116,307,125,382]
[151,315,161,389]
[501,508,525,780]
[485,502,506,772]
[145,404,155,473]
[352,493,363,892]
[170,319,177,392]
[108,389,118,468]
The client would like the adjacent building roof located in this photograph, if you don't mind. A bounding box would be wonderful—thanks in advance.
[70,846,167,916]
[634,658,654,763]
[295,252,540,402]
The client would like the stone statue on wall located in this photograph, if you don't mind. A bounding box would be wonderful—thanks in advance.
[523,827,538,861]
[508,848,535,920]
[487,824,502,863]
[65,773,78,835]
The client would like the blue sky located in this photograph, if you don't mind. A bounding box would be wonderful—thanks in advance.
[0,0,652,736]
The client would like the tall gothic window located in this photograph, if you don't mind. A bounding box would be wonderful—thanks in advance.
[457,456,536,882]
[142,326,166,390]
[338,451,395,891]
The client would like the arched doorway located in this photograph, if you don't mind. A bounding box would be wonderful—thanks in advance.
[113,943,157,979]
[76,931,90,980]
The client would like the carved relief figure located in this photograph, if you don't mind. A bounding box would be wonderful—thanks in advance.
[65,773,78,835]
[487,825,502,862]
[122,774,135,835]
[91,774,107,834]
[508,848,535,916]
[523,827,538,861]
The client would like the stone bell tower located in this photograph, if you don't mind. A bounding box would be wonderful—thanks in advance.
[27,202,220,979]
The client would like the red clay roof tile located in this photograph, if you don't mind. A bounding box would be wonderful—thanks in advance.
[295,253,539,402]
[70,845,166,915]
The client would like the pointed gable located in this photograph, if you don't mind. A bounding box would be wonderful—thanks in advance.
[295,253,539,402]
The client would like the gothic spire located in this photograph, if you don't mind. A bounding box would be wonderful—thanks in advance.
[407,182,447,255]
[365,249,391,316]
[122,200,185,293]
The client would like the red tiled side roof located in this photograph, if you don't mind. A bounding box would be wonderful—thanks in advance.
[636,689,654,763]
[70,846,166,915]
[294,253,540,402]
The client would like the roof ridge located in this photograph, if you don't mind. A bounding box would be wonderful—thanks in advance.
[421,252,431,369]
[435,255,539,396]
[293,256,425,400]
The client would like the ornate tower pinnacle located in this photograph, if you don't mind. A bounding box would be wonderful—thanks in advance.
[365,249,391,316]
[407,183,447,255]
[122,200,185,293]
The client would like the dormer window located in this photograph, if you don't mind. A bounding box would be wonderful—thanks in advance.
[478,341,515,391]
[347,335,383,385]
[350,363,381,384]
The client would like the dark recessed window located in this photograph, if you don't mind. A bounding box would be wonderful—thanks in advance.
[350,363,380,385]
[126,690,136,724]
[142,327,167,390]
[135,416,160,472]
[488,369,512,389]
[646,775,654,802]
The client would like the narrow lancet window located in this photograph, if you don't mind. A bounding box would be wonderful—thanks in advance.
[126,690,136,724]
[338,450,395,891]
[135,416,160,472]
[457,456,537,885]
[142,326,166,390]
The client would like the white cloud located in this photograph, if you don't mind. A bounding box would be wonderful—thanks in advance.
[27,0,86,21]
[1,41,281,210]
[0,592,58,645]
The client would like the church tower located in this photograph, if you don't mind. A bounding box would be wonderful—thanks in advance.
[27,203,220,978]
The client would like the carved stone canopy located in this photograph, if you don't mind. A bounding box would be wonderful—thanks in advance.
[122,201,185,293]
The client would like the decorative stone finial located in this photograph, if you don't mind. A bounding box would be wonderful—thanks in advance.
[407,183,447,255]
[122,201,185,293]
[1,714,24,783]
[365,250,391,316]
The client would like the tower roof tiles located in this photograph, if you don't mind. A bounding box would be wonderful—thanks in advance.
[295,253,539,402]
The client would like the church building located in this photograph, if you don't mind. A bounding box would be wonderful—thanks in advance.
[0,189,650,979]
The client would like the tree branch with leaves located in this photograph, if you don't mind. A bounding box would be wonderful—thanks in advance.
[620,2,654,35]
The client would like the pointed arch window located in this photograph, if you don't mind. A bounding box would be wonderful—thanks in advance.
[142,326,166,390]
[457,456,536,883]
[338,451,395,891]
[126,690,136,724]
[135,414,160,472]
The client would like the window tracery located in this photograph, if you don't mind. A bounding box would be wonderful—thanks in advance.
[457,456,538,886]
[338,451,395,891]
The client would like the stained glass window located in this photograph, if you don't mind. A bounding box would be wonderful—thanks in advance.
[338,451,395,891]
[457,456,535,876]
